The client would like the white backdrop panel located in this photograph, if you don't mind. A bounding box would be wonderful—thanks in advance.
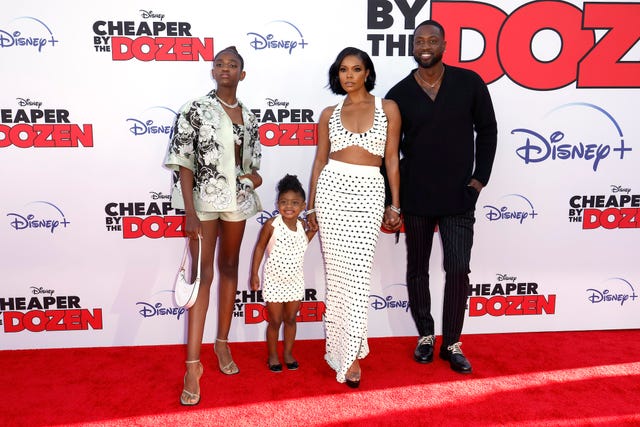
[1,0,638,350]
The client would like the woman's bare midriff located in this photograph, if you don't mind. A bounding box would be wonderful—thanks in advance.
[329,146,382,167]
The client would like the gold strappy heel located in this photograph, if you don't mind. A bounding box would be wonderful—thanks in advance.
[180,360,202,406]
[214,339,239,375]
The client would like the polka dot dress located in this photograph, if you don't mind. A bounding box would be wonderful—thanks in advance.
[262,215,309,303]
[316,159,384,383]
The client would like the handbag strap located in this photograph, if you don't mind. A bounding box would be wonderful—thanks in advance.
[180,235,202,280]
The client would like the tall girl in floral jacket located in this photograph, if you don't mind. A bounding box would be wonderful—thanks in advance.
[165,46,262,406]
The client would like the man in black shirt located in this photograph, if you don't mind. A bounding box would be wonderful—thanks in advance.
[386,19,497,373]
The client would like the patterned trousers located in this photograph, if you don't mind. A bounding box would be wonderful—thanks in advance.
[404,210,475,347]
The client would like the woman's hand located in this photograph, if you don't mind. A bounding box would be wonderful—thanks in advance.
[239,171,263,189]
[184,211,202,239]
[382,206,402,232]
[250,273,260,291]
[306,212,319,232]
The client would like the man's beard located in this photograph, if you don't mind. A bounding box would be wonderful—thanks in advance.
[413,52,443,69]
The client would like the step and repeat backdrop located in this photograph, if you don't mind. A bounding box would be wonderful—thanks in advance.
[2,0,639,350]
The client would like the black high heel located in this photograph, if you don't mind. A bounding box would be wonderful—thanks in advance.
[345,377,360,388]
[345,365,361,388]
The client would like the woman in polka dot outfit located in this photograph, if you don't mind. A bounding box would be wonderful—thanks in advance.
[307,47,402,387]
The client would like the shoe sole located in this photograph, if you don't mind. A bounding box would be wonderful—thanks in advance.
[180,396,201,406]
[439,354,472,373]
[414,355,434,364]
[345,379,360,388]
[219,361,239,375]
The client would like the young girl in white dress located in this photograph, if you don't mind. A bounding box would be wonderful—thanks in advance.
[250,174,316,371]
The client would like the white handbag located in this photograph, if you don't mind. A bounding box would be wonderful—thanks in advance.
[174,236,201,308]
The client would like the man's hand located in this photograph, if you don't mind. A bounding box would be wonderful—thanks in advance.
[468,178,484,193]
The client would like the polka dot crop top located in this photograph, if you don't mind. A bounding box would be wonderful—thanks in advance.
[328,96,387,157]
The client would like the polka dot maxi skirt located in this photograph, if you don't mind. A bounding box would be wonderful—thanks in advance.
[315,159,384,383]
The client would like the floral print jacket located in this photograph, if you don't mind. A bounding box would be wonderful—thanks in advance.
[165,89,262,214]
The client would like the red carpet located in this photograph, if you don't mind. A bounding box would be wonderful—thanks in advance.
[2,330,639,426]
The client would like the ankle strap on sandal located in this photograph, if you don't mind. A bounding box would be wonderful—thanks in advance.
[216,338,228,343]
[185,359,200,364]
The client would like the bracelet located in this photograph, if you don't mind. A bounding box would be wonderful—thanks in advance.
[305,208,316,215]
[389,205,401,214]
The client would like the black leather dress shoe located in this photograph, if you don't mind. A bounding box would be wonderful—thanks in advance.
[439,342,472,373]
[414,335,435,363]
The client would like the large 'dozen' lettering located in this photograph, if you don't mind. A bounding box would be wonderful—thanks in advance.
[432,1,639,89]
[368,1,640,88]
